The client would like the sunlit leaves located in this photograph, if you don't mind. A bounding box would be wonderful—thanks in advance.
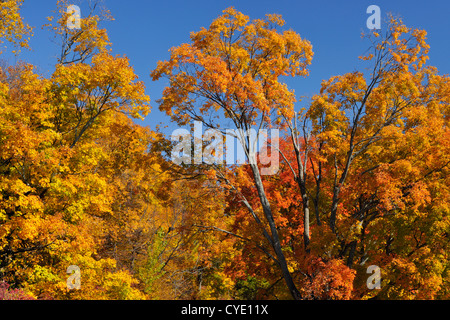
[0,0,32,54]
[151,7,313,127]
[1,2,449,301]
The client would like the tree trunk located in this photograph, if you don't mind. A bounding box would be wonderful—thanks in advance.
[298,180,310,251]
[250,163,302,300]
[303,200,310,251]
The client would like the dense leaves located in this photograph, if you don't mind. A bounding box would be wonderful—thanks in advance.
[0,2,449,300]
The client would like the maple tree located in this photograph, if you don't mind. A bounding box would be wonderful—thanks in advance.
[0,2,449,301]
[0,0,32,54]
[0,1,233,300]
[151,7,314,299]
[152,8,449,300]
[286,16,450,299]
[222,16,449,299]
[0,1,152,299]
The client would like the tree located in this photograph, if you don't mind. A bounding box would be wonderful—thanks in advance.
[0,1,152,299]
[152,9,450,299]
[222,15,450,299]
[151,7,313,299]
[298,16,449,299]
[1,1,448,300]
[1,1,234,300]
[0,0,32,54]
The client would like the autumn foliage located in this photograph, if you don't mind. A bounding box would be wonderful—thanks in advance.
[0,1,449,300]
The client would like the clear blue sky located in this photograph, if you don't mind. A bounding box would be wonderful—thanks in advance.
[6,0,450,135]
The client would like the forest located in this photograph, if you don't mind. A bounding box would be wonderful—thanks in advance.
[0,0,449,300]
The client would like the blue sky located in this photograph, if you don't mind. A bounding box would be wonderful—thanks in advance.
[6,0,450,135]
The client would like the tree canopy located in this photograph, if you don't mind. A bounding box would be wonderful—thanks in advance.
[1,1,449,300]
